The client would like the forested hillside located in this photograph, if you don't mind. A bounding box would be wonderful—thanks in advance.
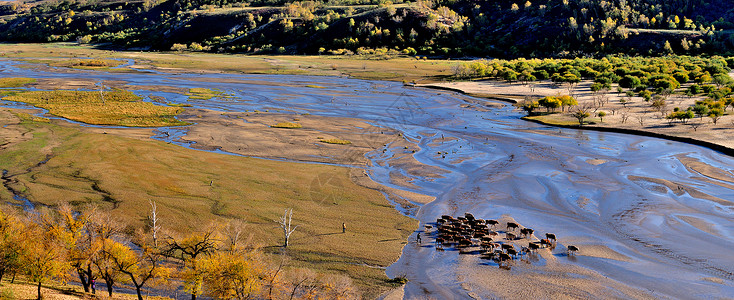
[1,0,733,58]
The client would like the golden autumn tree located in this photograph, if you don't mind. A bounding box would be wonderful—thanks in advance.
[94,238,129,297]
[110,228,171,300]
[201,221,265,300]
[19,209,72,300]
[163,229,218,300]
[0,208,24,282]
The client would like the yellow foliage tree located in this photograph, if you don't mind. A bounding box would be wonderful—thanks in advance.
[20,211,71,300]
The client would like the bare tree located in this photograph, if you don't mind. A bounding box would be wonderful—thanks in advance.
[222,219,247,252]
[97,82,106,105]
[620,112,630,124]
[637,115,645,127]
[149,200,161,248]
[278,209,298,248]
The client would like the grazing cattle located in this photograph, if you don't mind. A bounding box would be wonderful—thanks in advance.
[528,242,540,251]
[498,253,512,262]
[464,213,475,221]
[473,232,485,238]
[520,228,534,238]
[488,231,498,237]
[441,215,452,220]
[501,243,514,251]
[567,245,579,255]
[506,222,519,231]
[481,236,493,242]
[475,219,485,224]
[480,242,494,251]
[520,246,529,257]
[424,225,433,231]
[458,239,473,248]
[506,248,518,258]
[435,238,444,250]
[506,232,516,240]
[546,233,556,241]
[540,239,553,248]
[486,219,499,229]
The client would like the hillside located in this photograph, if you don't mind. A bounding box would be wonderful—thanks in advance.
[0,0,733,57]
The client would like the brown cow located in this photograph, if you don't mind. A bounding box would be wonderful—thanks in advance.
[486,219,499,229]
[528,242,540,251]
[520,228,534,238]
[567,245,579,255]
[506,248,518,258]
[506,232,516,240]
[546,233,556,241]
[506,222,519,231]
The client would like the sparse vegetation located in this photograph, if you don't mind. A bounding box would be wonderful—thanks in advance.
[186,88,224,100]
[319,138,352,145]
[270,122,302,129]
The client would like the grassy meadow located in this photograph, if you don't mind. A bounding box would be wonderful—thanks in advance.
[0,43,453,83]
[0,110,415,297]
[4,90,188,127]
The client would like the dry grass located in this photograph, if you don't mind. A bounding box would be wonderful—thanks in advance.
[19,58,124,70]
[320,138,352,145]
[0,277,171,299]
[0,43,453,83]
[4,90,188,127]
[0,77,36,88]
[0,112,415,297]
[270,122,303,129]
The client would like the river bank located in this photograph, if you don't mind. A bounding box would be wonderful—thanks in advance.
[423,76,734,156]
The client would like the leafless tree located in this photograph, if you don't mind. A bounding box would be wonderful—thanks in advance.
[97,82,106,105]
[637,115,645,127]
[592,92,608,111]
[620,112,630,124]
[278,208,298,248]
[689,122,702,132]
[149,200,161,248]
[222,219,247,252]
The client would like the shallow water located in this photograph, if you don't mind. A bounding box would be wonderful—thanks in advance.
[2,59,733,298]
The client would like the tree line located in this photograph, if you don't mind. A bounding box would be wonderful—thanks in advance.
[1,0,732,57]
[0,202,359,300]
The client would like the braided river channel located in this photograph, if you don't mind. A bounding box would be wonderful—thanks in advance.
[2,59,733,299]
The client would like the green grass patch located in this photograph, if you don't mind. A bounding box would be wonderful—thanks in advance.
[168,103,193,107]
[186,88,225,100]
[0,77,36,88]
[305,84,326,89]
[4,90,188,127]
[271,122,303,129]
[320,138,352,145]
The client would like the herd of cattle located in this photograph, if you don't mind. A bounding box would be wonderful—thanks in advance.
[425,213,579,267]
